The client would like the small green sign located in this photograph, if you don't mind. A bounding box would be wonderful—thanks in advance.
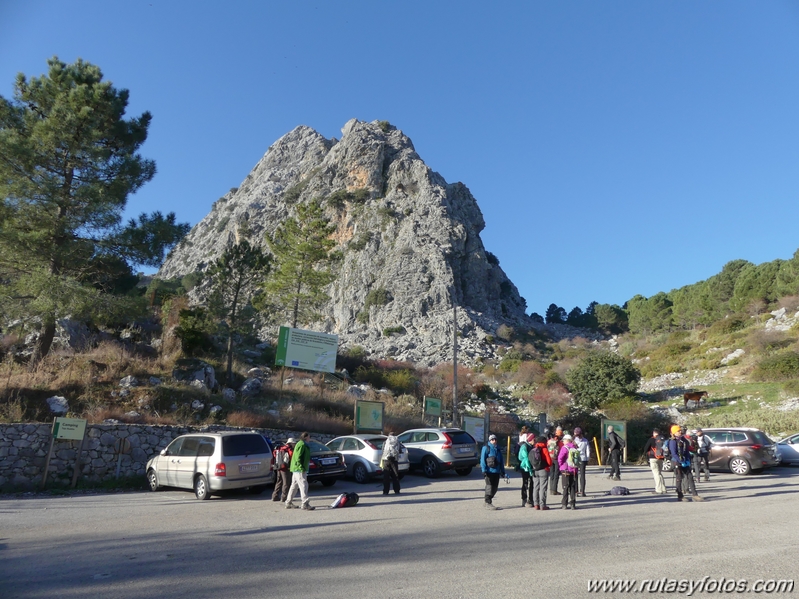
[53,417,87,441]
[602,419,627,444]
[424,397,442,416]
[355,400,384,433]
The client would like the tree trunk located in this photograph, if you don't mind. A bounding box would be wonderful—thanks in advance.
[29,321,56,369]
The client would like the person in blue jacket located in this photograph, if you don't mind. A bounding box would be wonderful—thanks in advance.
[481,434,506,510]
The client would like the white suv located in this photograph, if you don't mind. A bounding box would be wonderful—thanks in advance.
[146,432,273,500]
[397,428,478,478]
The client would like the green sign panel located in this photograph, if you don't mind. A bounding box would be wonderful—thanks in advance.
[275,326,338,374]
[53,417,87,441]
[355,400,384,433]
[601,419,627,444]
[424,397,442,416]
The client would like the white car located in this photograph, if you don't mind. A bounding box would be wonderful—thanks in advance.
[326,434,410,484]
[146,432,274,499]
[776,432,799,465]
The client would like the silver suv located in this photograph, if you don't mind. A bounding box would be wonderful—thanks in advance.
[146,432,273,500]
[397,428,478,478]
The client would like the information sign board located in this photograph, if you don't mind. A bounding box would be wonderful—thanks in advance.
[275,326,338,374]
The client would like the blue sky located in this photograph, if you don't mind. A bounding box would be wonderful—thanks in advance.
[2,1,799,316]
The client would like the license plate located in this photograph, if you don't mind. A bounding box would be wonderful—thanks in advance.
[321,458,337,466]
[458,447,473,454]
[239,463,260,473]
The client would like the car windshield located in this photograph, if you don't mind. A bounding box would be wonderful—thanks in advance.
[307,440,332,452]
[446,431,476,445]
[222,434,269,456]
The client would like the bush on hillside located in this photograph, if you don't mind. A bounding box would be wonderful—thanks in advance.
[752,351,799,381]
[566,351,641,410]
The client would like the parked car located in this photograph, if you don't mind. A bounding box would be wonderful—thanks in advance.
[397,428,478,478]
[326,434,410,483]
[146,432,273,500]
[698,428,779,475]
[304,439,347,486]
[776,432,799,465]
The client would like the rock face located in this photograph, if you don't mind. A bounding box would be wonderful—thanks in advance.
[159,119,532,365]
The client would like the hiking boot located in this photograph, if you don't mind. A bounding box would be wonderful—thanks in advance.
[300,504,315,511]
[612,476,621,481]
[534,505,540,510]
[691,495,704,502]
[525,502,534,508]
[580,492,587,497]
[571,504,577,510]
[484,503,498,510]
[541,506,550,510]
[285,502,297,509]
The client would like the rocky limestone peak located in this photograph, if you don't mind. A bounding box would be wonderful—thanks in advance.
[159,119,534,365]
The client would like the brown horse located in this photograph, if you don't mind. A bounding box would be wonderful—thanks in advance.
[683,391,708,407]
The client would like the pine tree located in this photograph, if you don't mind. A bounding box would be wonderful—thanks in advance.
[256,198,341,328]
[207,240,271,386]
[0,57,188,364]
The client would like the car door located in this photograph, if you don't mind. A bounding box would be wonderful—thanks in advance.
[706,432,730,469]
[163,438,184,487]
[175,436,201,489]
[340,438,361,475]
[779,434,799,464]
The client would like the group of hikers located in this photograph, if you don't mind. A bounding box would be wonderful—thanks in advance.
[481,422,713,509]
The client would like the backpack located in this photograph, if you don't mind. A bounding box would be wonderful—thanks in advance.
[274,447,291,471]
[675,437,692,468]
[653,437,665,459]
[330,492,360,508]
[516,442,531,473]
[610,486,630,496]
[567,447,581,469]
[530,445,546,471]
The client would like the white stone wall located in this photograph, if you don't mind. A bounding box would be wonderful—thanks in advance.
[0,423,335,490]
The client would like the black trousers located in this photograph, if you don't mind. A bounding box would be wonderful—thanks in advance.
[576,460,587,494]
[549,459,560,492]
[484,472,500,503]
[561,472,576,507]
[520,470,531,505]
[382,457,400,494]
[609,449,621,478]
[675,464,697,499]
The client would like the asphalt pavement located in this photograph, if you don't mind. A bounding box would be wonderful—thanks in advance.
[1,464,797,599]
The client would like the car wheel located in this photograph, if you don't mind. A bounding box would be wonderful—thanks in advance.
[455,467,472,476]
[353,463,369,484]
[662,459,674,472]
[729,457,751,475]
[147,469,160,492]
[194,474,211,500]
[321,479,337,487]
[422,456,440,478]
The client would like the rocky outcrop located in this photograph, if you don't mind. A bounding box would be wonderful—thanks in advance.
[159,119,536,365]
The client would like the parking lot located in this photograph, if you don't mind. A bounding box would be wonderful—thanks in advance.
[1,464,797,599]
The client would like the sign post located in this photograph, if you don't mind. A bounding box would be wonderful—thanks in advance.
[424,397,442,425]
[354,400,384,434]
[114,438,132,479]
[462,415,485,444]
[41,417,88,490]
[601,419,628,464]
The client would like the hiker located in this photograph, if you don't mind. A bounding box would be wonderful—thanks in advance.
[695,428,713,481]
[519,425,530,444]
[668,425,704,503]
[558,434,579,510]
[518,436,533,507]
[606,425,624,481]
[531,435,552,510]
[271,437,295,502]
[643,429,667,495]
[480,434,506,510]
[285,432,315,511]
[381,431,401,495]
[573,427,590,497]
[547,427,564,495]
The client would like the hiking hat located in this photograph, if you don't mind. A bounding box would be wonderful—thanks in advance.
[670,425,681,436]
[562,434,573,441]
[488,434,497,441]
[286,438,297,444]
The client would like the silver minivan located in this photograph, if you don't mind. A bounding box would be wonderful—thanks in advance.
[146,432,273,500]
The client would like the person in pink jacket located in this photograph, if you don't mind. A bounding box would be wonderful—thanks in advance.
[557,434,579,510]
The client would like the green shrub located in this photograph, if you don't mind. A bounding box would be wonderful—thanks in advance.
[383,326,405,337]
[377,120,391,132]
[708,315,749,336]
[752,351,799,381]
[215,215,230,232]
[566,351,641,410]
[356,311,369,324]
[283,179,310,203]
[350,231,371,251]
[327,188,370,209]
[783,379,799,396]
[498,358,521,373]
[364,287,392,311]
[175,308,212,355]
[384,369,418,395]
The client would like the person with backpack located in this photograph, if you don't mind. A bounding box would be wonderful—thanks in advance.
[557,434,580,510]
[271,438,295,502]
[667,425,704,503]
[573,427,591,497]
[518,437,533,507]
[695,428,713,482]
[530,435,552,510]
[643,429,667,494]
[547,427,563,496]
[381,431,401,495]
[606,425,625,481]
[285,432,315,511]
[480,434,506,510]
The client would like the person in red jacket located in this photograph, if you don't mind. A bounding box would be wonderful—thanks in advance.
[271,438,295,502]
[531,435,553,510]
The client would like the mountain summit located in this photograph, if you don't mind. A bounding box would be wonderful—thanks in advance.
[159,119,532,365]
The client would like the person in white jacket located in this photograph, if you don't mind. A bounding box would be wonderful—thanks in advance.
[574,427,591,497]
